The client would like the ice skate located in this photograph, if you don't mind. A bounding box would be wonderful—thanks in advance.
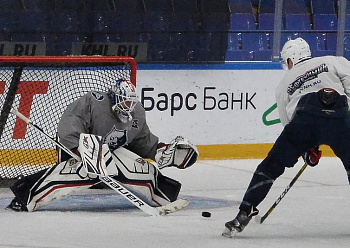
[222,205,258,237]
[6,197,28,212]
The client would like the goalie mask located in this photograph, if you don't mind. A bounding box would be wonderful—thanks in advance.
[109,78,138,123]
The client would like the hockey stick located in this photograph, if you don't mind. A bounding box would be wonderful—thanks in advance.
[11,108,189,216]
[255,162,308,224]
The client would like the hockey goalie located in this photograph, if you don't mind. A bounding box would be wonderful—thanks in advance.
[7,78,199,212]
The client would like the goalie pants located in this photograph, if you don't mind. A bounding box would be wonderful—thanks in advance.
[239,92,350,211]
[10,147,181,211]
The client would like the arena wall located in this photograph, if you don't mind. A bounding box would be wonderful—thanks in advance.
[137,62,336,159]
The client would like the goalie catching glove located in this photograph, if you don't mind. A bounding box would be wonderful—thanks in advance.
[303,146,322,167]
[155,136,199,169]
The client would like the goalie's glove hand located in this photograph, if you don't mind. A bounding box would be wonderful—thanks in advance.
[303,146,322,167]
[155,136,199,169]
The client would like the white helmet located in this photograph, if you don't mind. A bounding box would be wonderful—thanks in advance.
[109,78,138,123]
[280,37,311,69]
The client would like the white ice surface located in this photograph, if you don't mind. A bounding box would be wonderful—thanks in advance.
[0,157,350,248]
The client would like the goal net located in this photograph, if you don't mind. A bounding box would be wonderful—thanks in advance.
[0,56,136,180]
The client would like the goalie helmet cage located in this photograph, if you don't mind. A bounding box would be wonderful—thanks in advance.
[0,56,137,181]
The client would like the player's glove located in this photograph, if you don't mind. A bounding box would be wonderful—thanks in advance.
[155,136,199,169]
[303,146,322,167]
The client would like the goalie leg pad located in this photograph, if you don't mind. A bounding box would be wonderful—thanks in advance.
[109,147,182,206]
[11,158,98,211]
[10,168,48,208]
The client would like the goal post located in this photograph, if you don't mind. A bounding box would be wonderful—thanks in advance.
[0,56,137,180]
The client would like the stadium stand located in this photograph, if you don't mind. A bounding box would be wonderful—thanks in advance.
[0,0,349,62]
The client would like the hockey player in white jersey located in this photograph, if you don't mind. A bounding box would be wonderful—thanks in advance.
[223,37,350,236]
[7,78,198,212]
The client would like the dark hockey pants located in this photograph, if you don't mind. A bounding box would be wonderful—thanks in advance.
[240,94,350,210]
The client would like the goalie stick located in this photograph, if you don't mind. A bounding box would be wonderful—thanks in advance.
[255,162,308,224]
[10,108,189,216]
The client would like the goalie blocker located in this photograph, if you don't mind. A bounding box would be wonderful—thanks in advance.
[8,134,198,212]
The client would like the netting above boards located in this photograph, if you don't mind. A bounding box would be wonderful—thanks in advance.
[0,56,136,180]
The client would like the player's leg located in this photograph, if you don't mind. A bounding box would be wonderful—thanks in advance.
[226,116,316,233]
[328,117,350,184]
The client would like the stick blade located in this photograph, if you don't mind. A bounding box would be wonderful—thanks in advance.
[156,198,189,215]
[255,215,262,224]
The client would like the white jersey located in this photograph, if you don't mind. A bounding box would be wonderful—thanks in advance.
[276,56,350,126]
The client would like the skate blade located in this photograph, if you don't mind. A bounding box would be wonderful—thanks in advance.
[222,227,238,238]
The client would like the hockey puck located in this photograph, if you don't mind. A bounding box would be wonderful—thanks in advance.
[202,211,211,218]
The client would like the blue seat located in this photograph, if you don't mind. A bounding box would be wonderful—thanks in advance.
[170,12,199,31]
[326,33,337,51]
[0,11,17,33]
[242,33,270,51]
[136,32,152,43]
[141,12,170,32]
[113,0,144,13]
[313,14,338,30]
[299,33,326,51]
[343,34,350,51]
[241,33,272,61]
[227,33,241,51]
[259,0,275,13]
[228,0,253,14]
[49,11,79,32]
[180,32,204,53]
[110,12,141,32]
[189,49,223,62]
[260,0,308,14]
[345,14,350,30]
[254,50,272,61]
[152,48,189,62]
[80,11,111,34]
[0,32,8,41]
[202,13,229,31]
[22,0,52,11]
[344,50,350,60]
[84,0,112,11]
[53,0,86,11]
[46,33,79,56]
[92,11,111,33]
[225,50,254,61]
[258,13,275,30]
[230,13,256,30]
[148,34,172,51]
[280,32,299,48]
[16,10,49,32]
[0,0,21,10]
[109,12,140,42]
[285,14,311,30]
[312,50,336,57]
[12,33,47,42]
[200,0,229,13]
[143,0,173,12]
[172,0,198,13]
[311,0,336,14]
[283,0,308,14]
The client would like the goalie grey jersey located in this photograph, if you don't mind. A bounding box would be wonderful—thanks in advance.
[57,91,159,160]
[276,56,350,126]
